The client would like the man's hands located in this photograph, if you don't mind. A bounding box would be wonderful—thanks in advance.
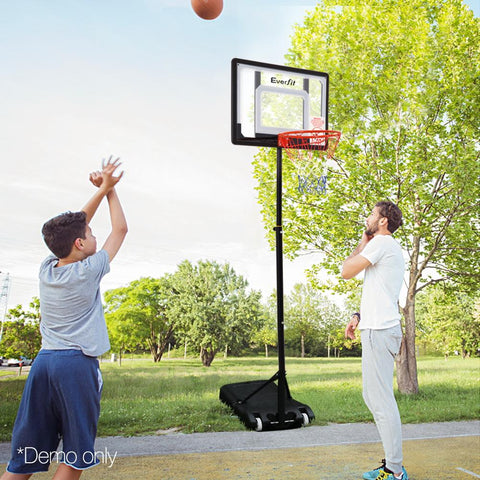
[341,231,374,280]
[361,230,374,245]
[89,156,124,191]
[344,315,360,340]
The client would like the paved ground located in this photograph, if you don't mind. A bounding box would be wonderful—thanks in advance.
[1,421,479,479]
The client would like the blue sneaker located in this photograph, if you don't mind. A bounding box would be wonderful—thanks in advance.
[371,467,409,480]
[363,461,408,480]
[362,459,385,479]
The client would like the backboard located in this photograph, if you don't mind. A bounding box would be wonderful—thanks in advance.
[231,58,329,148]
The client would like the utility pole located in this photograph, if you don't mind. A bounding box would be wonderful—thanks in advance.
[0,272,11,343]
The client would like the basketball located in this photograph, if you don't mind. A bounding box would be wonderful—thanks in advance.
[191,0,223,20]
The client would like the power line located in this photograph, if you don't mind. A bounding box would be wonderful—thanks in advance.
[0,271,11,343]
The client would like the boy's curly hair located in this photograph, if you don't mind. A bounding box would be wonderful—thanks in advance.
[375,201,403,234]
[41,211,87,259]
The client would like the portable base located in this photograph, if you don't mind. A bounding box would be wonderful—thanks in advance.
[220,379,315,431]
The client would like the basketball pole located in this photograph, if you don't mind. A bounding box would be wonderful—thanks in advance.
[219,139,315,430]
[275,146,287,425]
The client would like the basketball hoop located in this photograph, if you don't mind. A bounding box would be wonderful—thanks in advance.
[278,130,341,196]
[278,129,341,156]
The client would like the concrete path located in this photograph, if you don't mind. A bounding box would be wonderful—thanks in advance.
[1,421,479,479]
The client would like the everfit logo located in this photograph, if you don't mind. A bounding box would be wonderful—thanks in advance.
[270,77,296,86]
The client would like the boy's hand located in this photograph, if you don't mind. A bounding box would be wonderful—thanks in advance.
[89,171,103,188]
[89,156,124,190]
[83,155,126,227]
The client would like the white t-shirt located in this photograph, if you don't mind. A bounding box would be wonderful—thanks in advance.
[359,235,405,330]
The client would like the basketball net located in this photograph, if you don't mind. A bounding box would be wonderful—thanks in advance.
[278,128,341,196]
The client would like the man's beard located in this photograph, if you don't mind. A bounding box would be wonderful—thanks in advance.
[365,220,379,236]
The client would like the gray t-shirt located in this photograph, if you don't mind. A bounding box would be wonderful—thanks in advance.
[39,249,111,357]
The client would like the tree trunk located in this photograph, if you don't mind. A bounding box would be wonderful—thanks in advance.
[151,345,161,362]
[265,344,269,358]
[200,346,216,367]
[150,328,174,363]
[395,225,421,395]
[397,289,419,394]
[301,333,305,358]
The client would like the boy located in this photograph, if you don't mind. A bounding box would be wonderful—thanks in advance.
[342,201,408,480]
[2,157,127,480]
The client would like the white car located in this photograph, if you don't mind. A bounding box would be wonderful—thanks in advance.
[7,356,33,367]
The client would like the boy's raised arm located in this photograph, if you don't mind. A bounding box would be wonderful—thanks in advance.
[83,156,127,262]
[101,188,128,262]
[82,157,123,224]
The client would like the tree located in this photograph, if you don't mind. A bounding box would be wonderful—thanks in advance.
[253,0,480,393]
[0,298,41,359]
[285,283,351,357]
[416,287,480,358]
[316,294,351,357]
[104,277,176,363]
[285,284,322,357]
[255,320,277,358]
[171,260,262,366]
[252,294,277,357]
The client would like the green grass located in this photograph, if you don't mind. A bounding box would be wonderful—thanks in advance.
[0,356,478,441]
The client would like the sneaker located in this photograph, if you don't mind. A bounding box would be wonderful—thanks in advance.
[362,459,385,480]
[372,466,409,480]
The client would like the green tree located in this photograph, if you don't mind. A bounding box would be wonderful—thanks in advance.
[286,284,322,357]
[252,295,278,357]
[317,295,350,356]
[327,327,359,358]
[253,0,480,393]
[285,284,351,357]
[104,276,176,363]
[416,287,480,358]
[0,298,41,359]
[171,260,262,366]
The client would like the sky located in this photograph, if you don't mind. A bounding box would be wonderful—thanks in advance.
[0,0,479,310]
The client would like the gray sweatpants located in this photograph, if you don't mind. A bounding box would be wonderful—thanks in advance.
[361,324,403,474]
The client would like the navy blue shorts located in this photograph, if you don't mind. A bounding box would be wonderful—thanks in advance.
[7,349,103,474]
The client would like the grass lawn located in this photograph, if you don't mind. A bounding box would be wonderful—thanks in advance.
[0,356,478,441]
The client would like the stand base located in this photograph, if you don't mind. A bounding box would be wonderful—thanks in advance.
[219,380,315,431]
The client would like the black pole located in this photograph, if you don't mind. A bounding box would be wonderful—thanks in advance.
[275,146,286,424]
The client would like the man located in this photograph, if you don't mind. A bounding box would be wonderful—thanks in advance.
[342,201,408,480]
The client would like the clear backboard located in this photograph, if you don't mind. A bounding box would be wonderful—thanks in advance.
[231,58,329,148]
